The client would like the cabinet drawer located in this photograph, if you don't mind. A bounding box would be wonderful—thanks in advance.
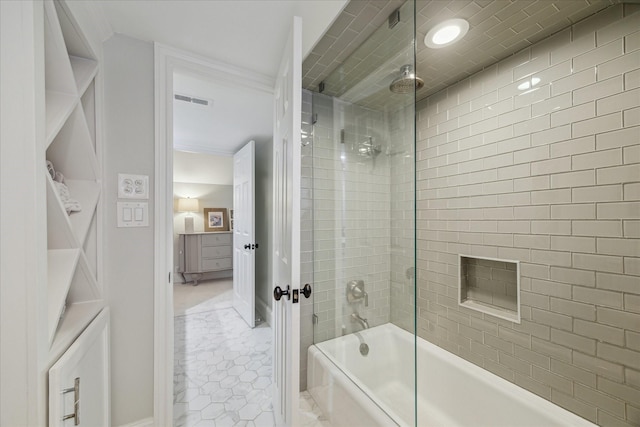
[202,245,232,258]
[202,233,232,247]
[202,257,232,271]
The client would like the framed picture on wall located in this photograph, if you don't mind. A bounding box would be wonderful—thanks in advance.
[204,208,229,232]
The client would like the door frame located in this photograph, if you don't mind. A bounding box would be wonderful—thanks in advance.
[153,44,274,425]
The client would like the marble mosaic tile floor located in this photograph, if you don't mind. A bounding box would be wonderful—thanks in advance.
[173,280,331,427]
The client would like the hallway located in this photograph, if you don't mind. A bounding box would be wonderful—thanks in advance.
[173,280,329,427]
[174,280,273,426]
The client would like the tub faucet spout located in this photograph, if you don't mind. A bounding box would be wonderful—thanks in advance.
[351,313,369,329]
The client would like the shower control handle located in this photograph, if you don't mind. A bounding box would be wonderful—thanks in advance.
[302,283,312,298]
[273,285,290,301]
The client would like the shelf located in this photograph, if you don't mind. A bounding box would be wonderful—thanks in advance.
[83,211,99,281]
[45,91,78,147]
[43,0,77,96]
[44,0,103,372]
[47,249,80,345]
[47,105,99,180]
[70,56,98,96]
[66,180,101,245]
[53,0,97,60]
[49,300,104,363]
[67,250,100,302]
[46,174,76,249]
[81,82,97,150]
[46,176,100,248]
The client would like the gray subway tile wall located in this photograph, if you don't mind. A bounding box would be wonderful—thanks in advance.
[416,4,639,426]
[300,89,314,391]
[309,92,393,343]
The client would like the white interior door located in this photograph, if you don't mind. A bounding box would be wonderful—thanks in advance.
[233,140,256,328]
[272,16,302,427]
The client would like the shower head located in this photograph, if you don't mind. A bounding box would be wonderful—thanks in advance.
[389,65,424,94]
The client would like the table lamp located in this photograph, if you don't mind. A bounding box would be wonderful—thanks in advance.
[178,197,199,233]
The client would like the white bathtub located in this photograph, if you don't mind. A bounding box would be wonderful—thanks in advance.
[307,323,596,427]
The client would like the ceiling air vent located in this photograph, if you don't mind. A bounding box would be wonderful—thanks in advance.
[174,94,210,106]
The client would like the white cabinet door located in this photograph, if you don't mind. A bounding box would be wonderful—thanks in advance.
[49,308,109,427]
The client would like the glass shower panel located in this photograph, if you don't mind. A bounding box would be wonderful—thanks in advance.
[308,0,416,425]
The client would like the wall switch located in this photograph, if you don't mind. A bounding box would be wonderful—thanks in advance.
[118,173,149,199]
[117,202,149,227]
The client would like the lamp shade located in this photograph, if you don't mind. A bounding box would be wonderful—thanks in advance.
[178,198,199,212]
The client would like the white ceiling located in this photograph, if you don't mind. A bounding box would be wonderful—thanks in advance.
[93,0,348,156]
[173,72,273,156]
[174,150,233,186]
[96,0,348,78]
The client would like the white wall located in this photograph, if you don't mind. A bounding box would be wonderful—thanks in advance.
[173,183,234,235]
[103,33,155,426]
[174,150,233,185]
[173,182,233,283]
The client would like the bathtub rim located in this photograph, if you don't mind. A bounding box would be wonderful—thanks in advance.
[314,326,410,425]
[311,323,597,427]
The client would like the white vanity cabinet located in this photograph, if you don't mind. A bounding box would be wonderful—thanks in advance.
[49,309,109,427]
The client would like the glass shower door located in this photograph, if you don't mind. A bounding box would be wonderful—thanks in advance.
[304,1,417,425]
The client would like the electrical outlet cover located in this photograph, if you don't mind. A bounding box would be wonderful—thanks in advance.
[118,173,149,199]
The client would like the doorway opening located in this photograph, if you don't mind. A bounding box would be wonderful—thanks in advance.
[154,44,277,425]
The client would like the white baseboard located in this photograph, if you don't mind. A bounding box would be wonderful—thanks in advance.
[117,417,154,427]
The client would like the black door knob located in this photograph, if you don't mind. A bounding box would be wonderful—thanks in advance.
[244,244,250,249]
[273,285,290,301]
[302,283,312,298]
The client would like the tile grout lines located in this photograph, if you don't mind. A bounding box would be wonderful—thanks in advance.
[174,306,274,427]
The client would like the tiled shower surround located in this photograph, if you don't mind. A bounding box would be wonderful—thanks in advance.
[416,5,639,426]
[309,93,394,341]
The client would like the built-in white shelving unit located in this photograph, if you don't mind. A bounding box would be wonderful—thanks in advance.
[43,0,104,367]
[47,249,80,344]
[42,1,109,423]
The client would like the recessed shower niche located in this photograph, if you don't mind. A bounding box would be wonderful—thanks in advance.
[459,255,520,323]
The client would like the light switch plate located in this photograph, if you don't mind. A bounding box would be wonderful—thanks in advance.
[118,173,149,199]
[117,202,149,227]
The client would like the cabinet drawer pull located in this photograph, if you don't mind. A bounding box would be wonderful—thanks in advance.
[62,377,80,425]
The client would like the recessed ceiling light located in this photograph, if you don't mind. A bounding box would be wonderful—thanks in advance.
[425,18,469,49]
